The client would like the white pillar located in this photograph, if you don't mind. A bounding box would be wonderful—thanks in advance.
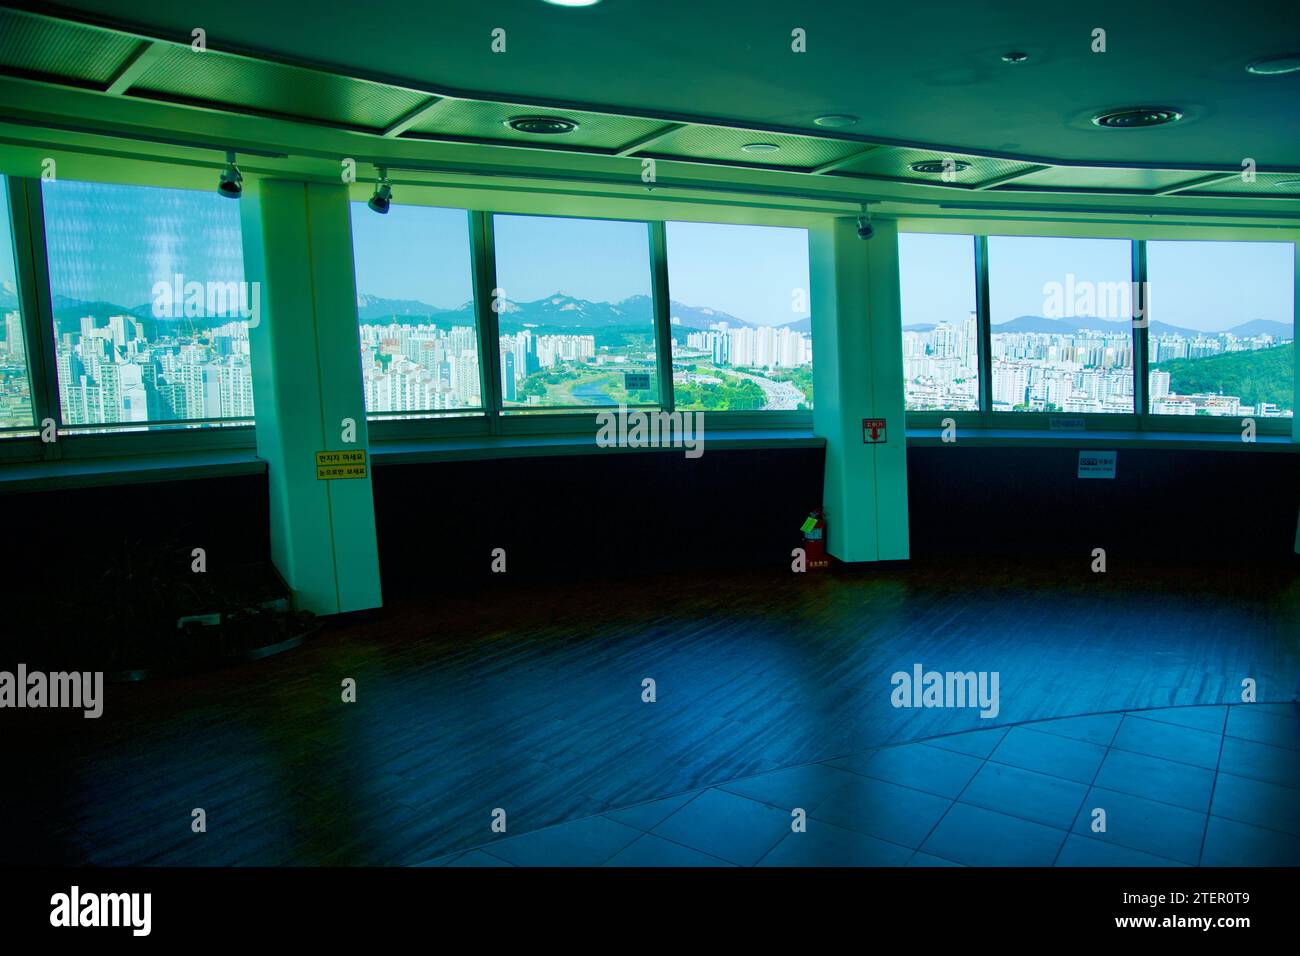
[809,217,910,562]
[240,179,382,614]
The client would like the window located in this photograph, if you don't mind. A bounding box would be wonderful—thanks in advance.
[1146,240,1294,418]
[491,214,658,410]
[350,203,479,418]
[987,236,1134,414]
[41,179,250,430]
[666,221,812,411]
[0,179,34,432]
[899,233,979,411]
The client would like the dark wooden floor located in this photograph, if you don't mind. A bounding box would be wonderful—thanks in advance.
[4,558,1299,865]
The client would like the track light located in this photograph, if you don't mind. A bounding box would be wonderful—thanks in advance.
[217,151,243,199]
[855,203,874,241]
[368,167,392,214]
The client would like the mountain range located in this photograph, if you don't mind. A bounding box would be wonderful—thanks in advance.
[26,290,811,337]
[23,293,1282,341]
[904,314,1292,341]
[358,291,810,333]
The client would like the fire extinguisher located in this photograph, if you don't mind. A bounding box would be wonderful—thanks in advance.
[801,508,829,570]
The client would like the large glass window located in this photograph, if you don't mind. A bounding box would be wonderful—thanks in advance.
[666,221,812,411]
[987,236,1134,414]
[1146,240,1294,418]
[0,179,34,431]
[491,214,658,410]
[899,233,978,411]
[41,179,251,430]
[351,203,479,417]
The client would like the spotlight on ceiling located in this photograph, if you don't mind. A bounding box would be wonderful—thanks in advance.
[1246,54,1300,75]
[368,167,392,215]
[1091,107,1183,128]
[855,204,874,241]
[910,159,972,174]
[814,114,858,128]
[741,143,780,154]
[542,0,602,6]
[1275,179,1300,189]
[1000,51,1030,63]
[507,116,579,134]
[217,151,243,199]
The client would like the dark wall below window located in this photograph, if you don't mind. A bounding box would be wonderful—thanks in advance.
[2,443,1294,624]
[0,474,271,590]
[371,447,826,598]
[907,445,1300,564]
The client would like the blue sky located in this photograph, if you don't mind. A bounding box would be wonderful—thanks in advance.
[1146,240,1294,331]
[988,236,1132,326]
[492,214,652,306]
[351,207,812,327]
[665,221,811,326]
[350,203,473,307]
[901,233,1294,333]
[41,180,243,307]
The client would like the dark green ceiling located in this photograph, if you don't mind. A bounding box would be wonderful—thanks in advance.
[1,4,1298,202]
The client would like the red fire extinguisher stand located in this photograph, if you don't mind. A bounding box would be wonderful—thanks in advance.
[801,508,830,570]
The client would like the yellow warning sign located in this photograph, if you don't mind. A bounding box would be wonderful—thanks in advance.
[315,449,367,480]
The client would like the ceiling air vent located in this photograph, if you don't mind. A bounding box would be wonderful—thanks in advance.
[1091,107,1182,129]
[506,115,578,134]
[909,159,971,174]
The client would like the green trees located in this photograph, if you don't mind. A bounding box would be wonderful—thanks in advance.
[1153,343,1293,412]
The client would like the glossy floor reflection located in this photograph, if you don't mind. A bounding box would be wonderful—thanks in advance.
[424,702,1300,866]
[4,562,1299,865]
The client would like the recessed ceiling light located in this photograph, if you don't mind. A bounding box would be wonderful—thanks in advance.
[741,143,780,153]
[1091,107,1183,128]
[1246,54,1300,75]
[506,116,579,134]
[1275,179,1300,189]
[814,114,858,128]
[1001,51,1030,63]
[910,159,972,174]
[541,0,602,6]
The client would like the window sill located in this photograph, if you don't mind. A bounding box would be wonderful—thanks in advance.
[906,427,1300,452]
[0,449,267,494]
[3,427,1293,493]
[370,428,823,465]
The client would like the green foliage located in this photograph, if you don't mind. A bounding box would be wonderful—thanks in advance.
[1153,343,1294,412]
[675,377,766,411]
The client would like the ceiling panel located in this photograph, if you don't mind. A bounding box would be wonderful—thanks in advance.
[1180,172,1300,197]
[131,45,427,130]
[0,8,140,86]
[640,126,865,170]
[403,99,668,151]
[997,166,1212,193]
[827,147,1040,188]
[49,0,1300,168]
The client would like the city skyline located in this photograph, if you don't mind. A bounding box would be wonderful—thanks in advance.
[904,311,1293,417]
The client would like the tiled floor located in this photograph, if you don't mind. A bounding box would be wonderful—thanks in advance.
[421,701,1300,867]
